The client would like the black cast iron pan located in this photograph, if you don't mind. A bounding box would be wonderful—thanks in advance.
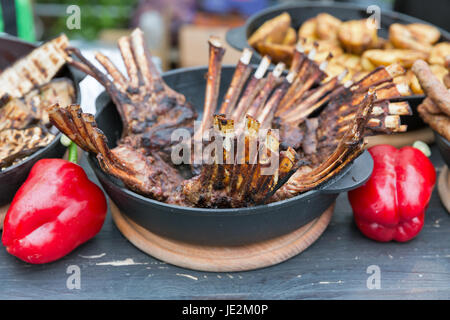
[88,65,373,246]
[226,1,450,131]
[0,34,84,206]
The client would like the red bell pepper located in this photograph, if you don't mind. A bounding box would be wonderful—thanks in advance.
[2,150,107,263]
[348,145,436,242]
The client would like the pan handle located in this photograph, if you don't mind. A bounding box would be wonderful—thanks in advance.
[226,25,248,51]
[320,150,374,194]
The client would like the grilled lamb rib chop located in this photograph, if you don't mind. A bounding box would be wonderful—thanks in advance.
[49,30,411,208]
[66,28,197,154]
[183,115,302,207]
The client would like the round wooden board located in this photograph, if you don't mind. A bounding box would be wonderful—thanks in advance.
[365,127,434,148]
[110,201,335,272]
[438,166,450,213]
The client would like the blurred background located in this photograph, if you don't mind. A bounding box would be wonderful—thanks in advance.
[1,0,448,71]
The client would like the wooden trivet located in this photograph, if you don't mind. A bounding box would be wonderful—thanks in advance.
[438,166,450,213]
[110,201,334,272]
[366,127,434,148]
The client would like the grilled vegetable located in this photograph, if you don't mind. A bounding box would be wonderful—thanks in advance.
[248,12,291,46]
[0,127,55,168]
[428,42,450,65]
[348,145,436,242]
[338,19,378,54]
[2,156,107,264]
[407,23,441,45]
[362,49,428,68]
[315,13,341,40]
[0,35,68,99]
[389,23,432,53]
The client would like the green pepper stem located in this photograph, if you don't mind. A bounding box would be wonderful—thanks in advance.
[68,142,78,164]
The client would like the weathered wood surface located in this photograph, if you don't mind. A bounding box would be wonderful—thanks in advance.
[0,146,449,300]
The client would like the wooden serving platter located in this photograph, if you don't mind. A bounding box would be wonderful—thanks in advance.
[438,166,450,213]
[110,201,334,272]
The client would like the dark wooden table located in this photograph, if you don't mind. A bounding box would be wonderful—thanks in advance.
[1,146,449,300]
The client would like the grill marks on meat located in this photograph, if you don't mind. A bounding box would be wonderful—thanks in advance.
[274,89,377,200]
[51,31,413,208]
[66,28,197,152]
[183,115,301,208]
[58,28,199,203]
[48,104,187,204]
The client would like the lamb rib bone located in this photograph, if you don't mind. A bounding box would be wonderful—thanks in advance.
[218,48,253,116]
[194,36,225,142]
[231,56,271,123]
[183,115,301,207]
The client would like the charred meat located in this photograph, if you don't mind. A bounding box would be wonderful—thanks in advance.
[49,29,411,208]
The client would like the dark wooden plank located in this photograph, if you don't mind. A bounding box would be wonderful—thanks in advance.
[0,146,449,300]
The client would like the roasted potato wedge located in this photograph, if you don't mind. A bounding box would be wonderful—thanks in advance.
[406,64,448,94]
[368,37,389,50]
[324,61,346,81]
[428,42,450,65]
[361,55,376,71]
[430,63,449,83]
[324,61,353,82]
[315,13,342,40]
[332,53,362,72]
[298,17,317,40]
[338,19,378,54]
[407,23,441,45]
[300,38,343,63]
[282,27,297,45]
[362,49,428,68]
[324,54,361,82]
[256,42,294,65]
[248,12,291,47]
[382,41,396,50]
[407,69,423,94]
[389,23,432,53]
